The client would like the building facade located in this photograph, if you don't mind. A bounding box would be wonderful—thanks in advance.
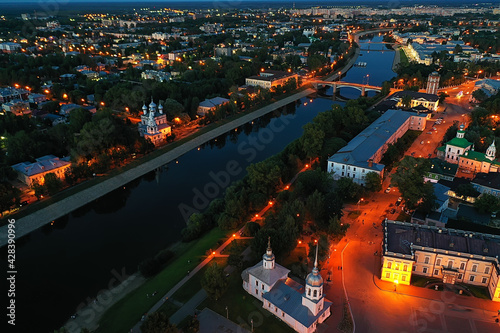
[437,124,472,163]
[458,140,500,174]
[11,155,71,186]
[426,71,440,95]
[197,97,230,116]
[245,70,298,90]
[242,240,332,332]
[381,220,500,302]
[327,109,411,185]
[138,100,171,146]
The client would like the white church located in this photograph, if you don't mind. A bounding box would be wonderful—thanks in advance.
[138,99,171,146]
[242,239,332,333]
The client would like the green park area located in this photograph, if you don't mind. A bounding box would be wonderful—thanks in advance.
[95,227,226,333]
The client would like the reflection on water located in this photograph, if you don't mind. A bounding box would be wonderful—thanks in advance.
[2,35,397,332]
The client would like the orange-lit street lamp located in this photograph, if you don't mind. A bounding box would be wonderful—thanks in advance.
[394,279,399,291]
[100,101,105,106]
[63,93,68,99]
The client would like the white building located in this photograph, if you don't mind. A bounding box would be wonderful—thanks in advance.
[11,155,71,186]
[242,239,332,333]
[245,70,298,90]
[138,99,171,146]
[327,110,412,185]
[437,124,473,163]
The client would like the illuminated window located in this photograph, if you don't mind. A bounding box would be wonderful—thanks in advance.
[387,262,392,269]
[403,264,408,272]
[402,275,406,282]
[385,272,390,279]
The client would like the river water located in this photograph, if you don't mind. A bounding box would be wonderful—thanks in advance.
[1,35,396,332]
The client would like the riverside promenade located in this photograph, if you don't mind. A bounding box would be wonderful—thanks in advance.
[0,88,314,248]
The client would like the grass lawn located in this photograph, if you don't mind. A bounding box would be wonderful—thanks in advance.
[281,246,307,268]
[201,274,295,333]
[399,48,409,66]
[156,299,181,318]
[411,275,439,288]
[171,257,227,304]
[466,285,490,300]
[95,227,226,333]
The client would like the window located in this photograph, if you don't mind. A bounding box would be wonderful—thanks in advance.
[413,265,416,271]
[447,261,453,269]
[354,167,356,171]
[262,284,264,290]
[347,173,350,177]
[485,267,490,275]
[255,288,258,294]
[342,172,344,176]
[448,148,451,152]
[386,272,390,278]
[469,275,475,282]
[275,307,278,313]
[395,263,400,271]
[434,269,439,276]
[362,169,365,173]
[458,273,463,280]
[387,262,392,269]
[436,258,441,266]
[424,257,430,264]
[313,290,317,297]
[423,267,428,274]
[482,277,487,284]
[403,264,408,272]
[460,263,465,270]
[342,165,345,169]
[282,311,285,317]
[402,275,406,282]
[472,264,477,272]
[255,281,258,286]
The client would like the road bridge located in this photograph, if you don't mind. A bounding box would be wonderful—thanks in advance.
[311,80,383,99]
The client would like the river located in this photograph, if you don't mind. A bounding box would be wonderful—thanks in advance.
[1,35,396,332]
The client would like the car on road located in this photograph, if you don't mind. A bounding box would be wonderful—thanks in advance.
[420,140,424,144]
[427,131,432,134]
[396,197,402,206]
[385,186,392,193]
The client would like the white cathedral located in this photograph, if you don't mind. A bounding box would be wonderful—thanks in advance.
[138,99,171,146]
[242,239,332,333]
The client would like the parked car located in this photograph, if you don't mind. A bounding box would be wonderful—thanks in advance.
[420,140,424,144]
[396,197,402,206]
[385,186,392,193]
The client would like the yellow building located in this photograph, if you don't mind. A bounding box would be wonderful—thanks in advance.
[382,220,500,301]
[245,70,298,90]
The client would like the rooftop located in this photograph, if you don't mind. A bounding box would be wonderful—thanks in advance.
[247,70,296,82]
[428,158,458,177]
[472,172,500,190]
[390,90,439,102]
[263,278,332,328]
[11,155,70,177]
[384,220,500,257]
[447,137,473,149]
[328,109,410,170]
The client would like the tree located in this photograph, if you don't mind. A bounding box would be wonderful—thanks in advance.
[401,94,412,109]
[364,172,382,192]
[454,44,463,54]
[0,183,20,215]
[336,177,363,201]
[442,123,458,143]
[391,157,434,210]
[201,263,228,301]
[300,123,325,159]
[162,98,184,120]
[455,184,480,199]
[306,190,326,225]
[438,92,449,104]
[475,194,500,214]
[44,173,63,195]
[140,311,177,333]
[32,181,47,200]
[472,89,488,103]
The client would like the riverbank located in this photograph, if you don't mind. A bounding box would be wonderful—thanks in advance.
[392,46,401,72]
[0,88,315,248]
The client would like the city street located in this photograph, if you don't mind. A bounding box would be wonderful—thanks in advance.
[320,80,500,332]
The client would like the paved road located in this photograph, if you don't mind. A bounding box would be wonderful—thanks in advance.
[0,89,314,248]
